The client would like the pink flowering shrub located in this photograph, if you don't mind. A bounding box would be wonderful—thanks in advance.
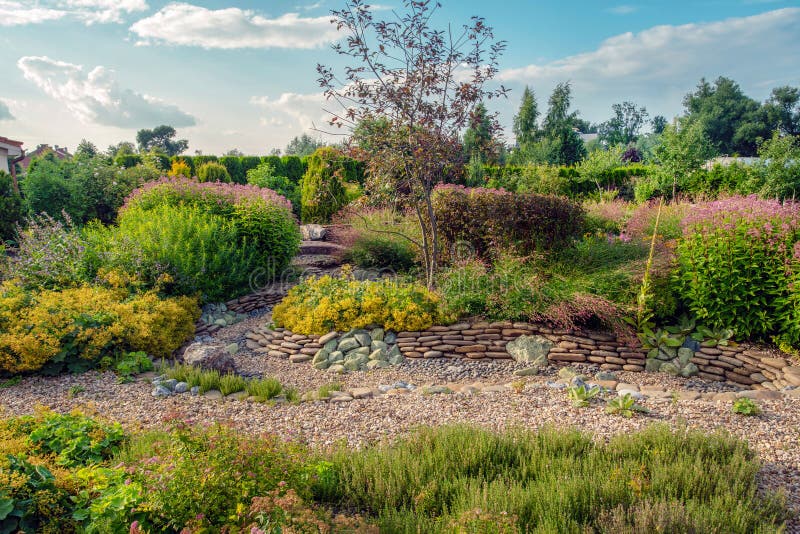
[675,195,800,343]
[432,185,584,261]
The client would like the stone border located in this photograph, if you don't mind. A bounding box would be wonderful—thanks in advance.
[247,321,800,391]
[194,284,289,337]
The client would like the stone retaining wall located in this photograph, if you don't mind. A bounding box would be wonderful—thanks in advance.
[194,285,289,337]
[249,320,800,391]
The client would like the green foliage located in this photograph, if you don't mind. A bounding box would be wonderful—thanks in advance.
[112,153,142,169]
[432,185,585,261]
[197,162,231,183]
[0,454,74,533]
[732,398,761,416]
[315,424,782,532]
[240,155,261,177]
[344,234,417,272]
[598,101,649,146]
[0,172,22,244]
[285,133,326,157]
[135,125,188,157]
[245,377,283,401]
[218,373,247,396]
[273,271,445,334]
[605,393,649,417]
[317,382,343,399]
[246,162,300,214]
[21,157,84,221]
[674,196,800,344]
[281,155,306,183]
[12,411,125,467]
[300,147,349,223]
[513,85,539,147]
[566,384,601,407]
[261,155,285,177]
[110,351,153,382]
[219,156,245,184]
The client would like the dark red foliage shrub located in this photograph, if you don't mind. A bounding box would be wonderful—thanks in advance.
[432,185,584,260]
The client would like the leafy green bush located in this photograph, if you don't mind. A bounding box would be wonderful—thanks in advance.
[87,203,263,301]
[273,271,445,334]
[344,234,417,272]
[112,153,142,169]
[732,397,761,416]
[300,147,348,223]
[261,155,285,177]
[21,156,84,221]
[433,185,584,261]
[92,177,300,300]
[219,156,245,184]
[281,155,306,183]
[197,161,231,183]
[0,172,22,244]
[674,196,800,344]
[247,162,300,214]
[12,411,125,467]
[314,424,784,532]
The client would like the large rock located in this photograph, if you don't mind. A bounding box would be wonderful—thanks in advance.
[182,343,236,373]
[301,224,327,241]
[506,335,553,365]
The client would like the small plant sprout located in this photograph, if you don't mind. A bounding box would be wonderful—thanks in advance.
[732,397,761,416]
[606,393,649,418]
[68,385,86,398]
[567,384,601,407]
[510,380,526,394]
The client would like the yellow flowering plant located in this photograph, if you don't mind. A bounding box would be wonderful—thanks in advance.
[273,271,446,335]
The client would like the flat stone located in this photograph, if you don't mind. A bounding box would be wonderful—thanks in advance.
[228,391,249,401]
[785,388,800,398]
[423,350,443,358]
[761,357,788,369]
[422,385,452,395]
[203,389,223,400]
[736,390,783,401]
[182,343,236,373]
[300,224,327,240]
[482,385,511,393]
[513,367,540,377]
[337,338,360,352]
[785,374,800,387]
[677,391,701,401]
[289,354,312,363]
[617,389,644,400]
[318,332,338,345]
[713,392,738,402]
[327,364,346,374]
[640,385,666,393]
[329,395,354,403]
[616,383,639,392]
[350,387,373,399]
[366,359,390,369]
[592,380,618,390]
[506,335,553,364]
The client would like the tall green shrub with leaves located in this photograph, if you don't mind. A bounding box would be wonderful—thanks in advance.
[282,155,305,184]
[300,147,348,223]
[21,157,84,221]
[674,196,800,344]
[219,156,245,184]
[247,162,300,214]
[197,162,231,183]
[0,171,23,243]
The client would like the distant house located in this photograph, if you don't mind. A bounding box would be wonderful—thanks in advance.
[18,143,71,173]
[702,156,760,171]
[578,132,599,143]
[0,136,24,192]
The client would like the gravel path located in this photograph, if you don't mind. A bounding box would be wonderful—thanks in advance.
[2,310,799,530]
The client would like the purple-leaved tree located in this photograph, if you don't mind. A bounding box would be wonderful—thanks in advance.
[316,0,507,287]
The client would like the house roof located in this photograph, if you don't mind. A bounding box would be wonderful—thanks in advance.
[0,136,23,148]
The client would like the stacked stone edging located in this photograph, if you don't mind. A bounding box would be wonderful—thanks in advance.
[194,284,291,337]
[248,320,800,391]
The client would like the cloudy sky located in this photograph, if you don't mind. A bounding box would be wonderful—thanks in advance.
[1,0,799,155]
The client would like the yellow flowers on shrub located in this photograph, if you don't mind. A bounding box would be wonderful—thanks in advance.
[0,279,199,374]
[273,273,446,334]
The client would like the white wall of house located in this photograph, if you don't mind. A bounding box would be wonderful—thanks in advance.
[0,147,9,175]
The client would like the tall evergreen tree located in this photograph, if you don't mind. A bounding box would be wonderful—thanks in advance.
[513,86,539,146]
[541,82,586,165]
[463,103,499,164]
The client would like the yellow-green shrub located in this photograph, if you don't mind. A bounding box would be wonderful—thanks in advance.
[273,272,446,334]
[0,279,199,374]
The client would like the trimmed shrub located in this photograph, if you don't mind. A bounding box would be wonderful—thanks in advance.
[240,155,261,177]
[0,171,23,243]
[300,147,348,223]
[107,178,300,299]
[168,159,193,179]
[170,155,195,177]
[344,234,417,272]
[261,155,285,177]
[0,278,198,374]
[219,156,245,184]
[192,155,218,168]
[432,185,584,261]
[674,195,800,343]
[112,153,142,169]
[273,273,445,334]
[197,162,231,183]
[282,155,305,184]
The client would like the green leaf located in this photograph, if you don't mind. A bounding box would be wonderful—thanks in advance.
[0,498,13,521]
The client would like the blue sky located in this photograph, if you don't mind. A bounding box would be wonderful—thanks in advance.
[1,0,799,155]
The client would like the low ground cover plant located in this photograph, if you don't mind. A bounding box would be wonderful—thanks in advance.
[0,414,786,533]
[273,270,446,334]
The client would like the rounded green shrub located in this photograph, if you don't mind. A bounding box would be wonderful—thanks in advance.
[344,234,417,272]
[300,147,349,223]
[197,162,232,183]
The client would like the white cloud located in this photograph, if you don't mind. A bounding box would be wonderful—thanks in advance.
[607,5,638,15]
[17,56,195,128]
[0,100,13,121]
[251,92,329,129]
[129,3,340,49]
[0,0,147,26]
[498,8,800,125]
